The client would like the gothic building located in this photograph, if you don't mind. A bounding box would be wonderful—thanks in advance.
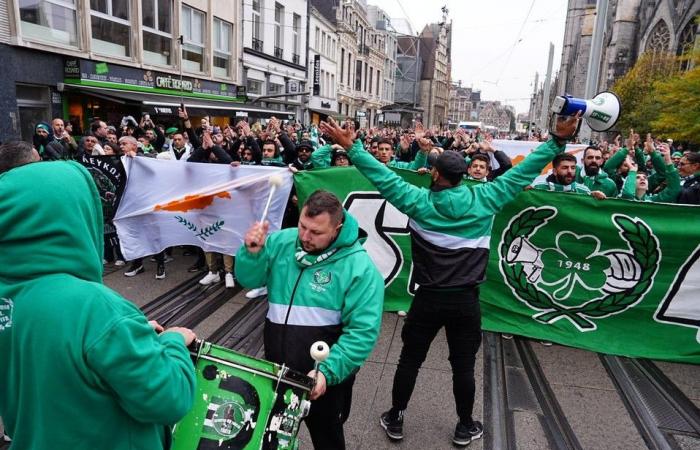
[557,0,699,98]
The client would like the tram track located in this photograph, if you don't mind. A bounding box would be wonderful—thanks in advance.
[483,332,583,450]
[206,297,268,358]
[600,355,700,450]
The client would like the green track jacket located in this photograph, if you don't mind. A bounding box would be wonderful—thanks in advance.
[235,211,384,386]
[347,138,566,288]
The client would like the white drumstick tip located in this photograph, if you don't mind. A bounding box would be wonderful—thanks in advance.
[310,341,330,362]
[269,174,283,187]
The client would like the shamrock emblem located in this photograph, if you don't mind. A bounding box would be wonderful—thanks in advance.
[539,232,611,301]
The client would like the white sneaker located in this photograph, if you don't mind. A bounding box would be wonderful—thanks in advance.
[2,433,11,442]
[199,271,221,286]
[245,286,268,299]
[114,259,126,267]
[225,273,235,289]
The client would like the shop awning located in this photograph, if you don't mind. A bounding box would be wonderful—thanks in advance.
[64,84,295,117]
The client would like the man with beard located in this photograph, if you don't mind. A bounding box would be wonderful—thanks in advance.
[319,114,581,447]
[534,153,606,199]
[575,146,618,197]
[236,190,383,449]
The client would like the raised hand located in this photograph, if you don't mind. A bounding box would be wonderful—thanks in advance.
[644,133,655,154]
[414,122,425,140]
[417,137,432,153]
[318,117,355,150]
[244,221,270,253]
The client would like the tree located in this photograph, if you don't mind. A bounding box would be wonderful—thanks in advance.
[651,50,700,144]
[611,51,678,134]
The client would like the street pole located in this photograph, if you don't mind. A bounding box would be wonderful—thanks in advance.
[529,71,538,139]
[539,43,554,131]
[579,0,609,142]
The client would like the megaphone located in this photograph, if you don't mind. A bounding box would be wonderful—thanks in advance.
[550,91,621,136]
[506,237,544,283]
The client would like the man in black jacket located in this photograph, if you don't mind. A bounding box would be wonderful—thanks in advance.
[678,152,700,205]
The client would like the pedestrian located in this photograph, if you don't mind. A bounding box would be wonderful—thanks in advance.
[677,151,700,205]
[236,190,384,450]
[0,153,197,450]
[319,114,580,447]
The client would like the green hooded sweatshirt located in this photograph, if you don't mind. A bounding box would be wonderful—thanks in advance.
[235,211,384,386]
[0,161,195,450]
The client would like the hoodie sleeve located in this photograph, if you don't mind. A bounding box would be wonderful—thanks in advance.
[650,164,681,203]
[234,236,275,288]
[319,264,384,385]
[85,312,195,425]
[477,139,565,214]
[604,147,629,177]
[310,144,333,168]
[348,139,425,217]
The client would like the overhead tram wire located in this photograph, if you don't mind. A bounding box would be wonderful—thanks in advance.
[493,0,537,85]
[394,0,418,35]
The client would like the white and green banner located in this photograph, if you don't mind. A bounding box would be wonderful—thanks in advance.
[295,167,700,364]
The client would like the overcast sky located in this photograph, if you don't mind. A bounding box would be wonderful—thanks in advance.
[370,0,569,115]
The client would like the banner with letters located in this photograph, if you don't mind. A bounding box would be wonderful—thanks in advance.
[114,158,293,260]
[79,154,127,246]
[295,167,700,364]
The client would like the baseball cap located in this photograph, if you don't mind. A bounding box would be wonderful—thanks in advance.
[165,126,179,135]
[296,140,314,151]
[435,150,468,177]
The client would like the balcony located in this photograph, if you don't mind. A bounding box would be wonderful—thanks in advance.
[252,38,263,52]
[292,53,300,65]
[274,46,283,59]
[360,45,370,56]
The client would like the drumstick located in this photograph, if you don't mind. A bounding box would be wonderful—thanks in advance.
[260,174,283,224]
[310,341,330,387]
[250,175,283,248]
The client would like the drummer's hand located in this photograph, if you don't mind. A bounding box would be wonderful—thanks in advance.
[307,370,327,400]
[148,320,164,333]
[163,327,197,346]
[244,221,269,253]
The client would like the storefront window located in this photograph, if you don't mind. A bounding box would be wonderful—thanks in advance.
[269,83,283,95]
[18,0,79,47]
[213,18,232,78]
[181,5,205,73]
[142,0,172,65]
[90,0,131,57]
[16,84,50,141]
[247,79,262,95]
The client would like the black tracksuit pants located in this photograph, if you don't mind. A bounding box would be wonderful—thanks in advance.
[391,287,482,424]
[304,374,356,449]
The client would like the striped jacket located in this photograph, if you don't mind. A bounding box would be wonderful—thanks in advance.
[235,211,384,385]
[348,138,566,289]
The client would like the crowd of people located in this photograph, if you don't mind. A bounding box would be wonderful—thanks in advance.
[1,110,699,449]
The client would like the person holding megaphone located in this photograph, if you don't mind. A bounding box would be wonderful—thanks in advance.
[320,110,582,448]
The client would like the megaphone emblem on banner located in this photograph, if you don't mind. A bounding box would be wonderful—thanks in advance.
[505,236,544,283]
[549,91,621,138]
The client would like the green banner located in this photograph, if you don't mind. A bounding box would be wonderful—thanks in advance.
[295,167,700,364]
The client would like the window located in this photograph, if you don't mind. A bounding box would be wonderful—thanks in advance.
[247,79,263,95]
[252,0,262,49]
[340,48,345,84]
[376,70,381,97]
[181,5,205,72]
[213,18,232,77]
[364,62,368,92]
[347,52,352,88]
[18,0,79,47]
[315,27,320,51]
[90,0,130,57]
[331,74,335,97]
[292,14,300,63]
[269,83,284,95]
[16,84,50,142]
[369,68,373,94]
[274,3,283,58]
[321,31,326,54]
[142,0,172,65]
[326,35,331,57]
[355,60,362,91]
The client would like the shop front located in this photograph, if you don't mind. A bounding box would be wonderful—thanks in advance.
[62,58,292,132]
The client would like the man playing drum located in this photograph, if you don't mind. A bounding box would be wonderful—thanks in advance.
[236,190,384,449]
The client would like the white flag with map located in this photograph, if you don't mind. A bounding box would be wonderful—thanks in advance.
[114,157,293,260]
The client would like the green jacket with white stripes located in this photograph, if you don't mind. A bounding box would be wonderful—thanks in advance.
[235,211,384,386]
[347,138,566,289]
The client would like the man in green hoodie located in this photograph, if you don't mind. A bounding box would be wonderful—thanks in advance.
[319,115,580,447]
[0,159,197,450]
[576,146,618,196]
[236,190,384,450]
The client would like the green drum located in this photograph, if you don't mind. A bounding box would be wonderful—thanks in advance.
[171,340,314,450]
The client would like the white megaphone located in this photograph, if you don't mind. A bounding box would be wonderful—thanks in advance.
[549,91,621,138]
[506,237,544,283]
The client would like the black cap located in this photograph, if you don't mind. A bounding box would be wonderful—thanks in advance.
[332,149,349,163]
[435,150,468,177]
[296,140,314,151]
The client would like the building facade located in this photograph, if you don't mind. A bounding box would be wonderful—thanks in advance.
[418,21,451,128]
[557,0,699,98]
[0,0,252,141]
[447,81,473,126]
[367,5,397,123]
[241,0,308,121]
[306,5,338,124]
